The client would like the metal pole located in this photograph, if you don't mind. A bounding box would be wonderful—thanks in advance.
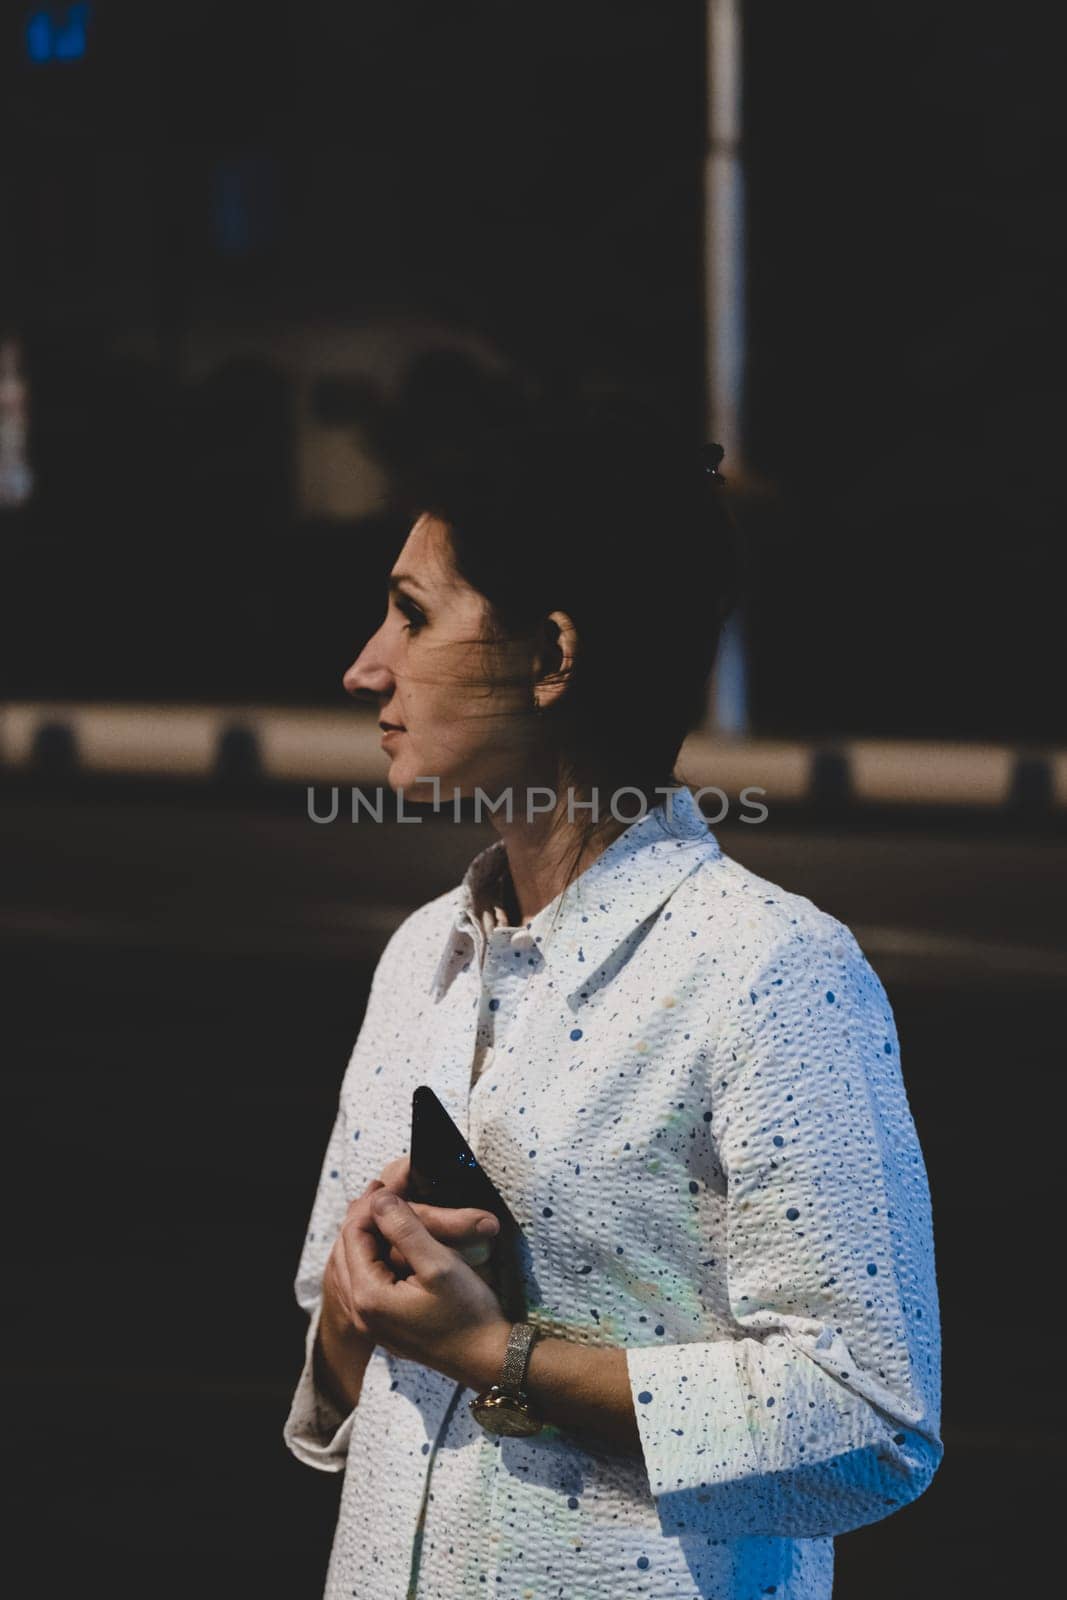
[704,0,749,737]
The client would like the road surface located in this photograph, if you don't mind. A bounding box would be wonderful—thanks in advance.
[3,778,1062,1596]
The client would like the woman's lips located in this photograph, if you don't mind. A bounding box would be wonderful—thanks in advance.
[380,726,406,746]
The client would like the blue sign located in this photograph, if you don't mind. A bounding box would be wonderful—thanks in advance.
[24,4,90,64]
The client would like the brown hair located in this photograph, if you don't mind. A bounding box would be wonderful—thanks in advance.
[393,400,743,920]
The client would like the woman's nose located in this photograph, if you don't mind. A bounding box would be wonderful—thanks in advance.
[342,631,394,702]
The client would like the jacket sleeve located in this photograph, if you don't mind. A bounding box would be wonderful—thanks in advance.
[282,915,414,1472]
[625,920,944,1539]
[282,1095,362,1473]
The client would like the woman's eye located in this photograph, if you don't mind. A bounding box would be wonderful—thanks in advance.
[395,596,427,633]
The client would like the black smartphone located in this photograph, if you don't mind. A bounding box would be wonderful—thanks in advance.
[408,1085,527,1320]
[408,1085,514,1226]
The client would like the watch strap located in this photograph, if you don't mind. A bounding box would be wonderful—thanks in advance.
[498,1321,539,1396]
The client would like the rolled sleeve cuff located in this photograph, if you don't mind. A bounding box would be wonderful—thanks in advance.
[627,1337,759,1503]
[282,1299,358,1473]
[626,1335,942,1540]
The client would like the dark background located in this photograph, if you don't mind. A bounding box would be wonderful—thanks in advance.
[2,4,1063,1597]
[1,0,1061,735]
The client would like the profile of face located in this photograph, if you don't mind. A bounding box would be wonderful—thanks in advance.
[343,514,566,801]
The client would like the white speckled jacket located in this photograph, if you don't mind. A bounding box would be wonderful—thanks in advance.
[284,786,943,1599]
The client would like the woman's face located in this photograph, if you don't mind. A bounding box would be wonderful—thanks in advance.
[343,514,537,800]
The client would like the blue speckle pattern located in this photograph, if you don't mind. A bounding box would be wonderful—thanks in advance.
[283,786,942,1598]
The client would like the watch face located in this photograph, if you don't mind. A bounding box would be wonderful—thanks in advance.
[469,1392,543,1437]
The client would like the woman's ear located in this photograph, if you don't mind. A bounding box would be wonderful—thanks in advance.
[532,610,579,711]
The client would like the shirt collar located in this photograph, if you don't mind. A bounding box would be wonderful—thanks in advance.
[429,786,720,1006]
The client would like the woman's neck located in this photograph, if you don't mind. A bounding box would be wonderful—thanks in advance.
[488,800,628,925]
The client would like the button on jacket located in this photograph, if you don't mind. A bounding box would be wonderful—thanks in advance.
[284,787,943,1599]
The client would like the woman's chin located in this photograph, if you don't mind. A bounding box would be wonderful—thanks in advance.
[385,762,440,803]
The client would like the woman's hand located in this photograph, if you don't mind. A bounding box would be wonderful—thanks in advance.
[317,1173,642,1452]
[324,1175,511,1388]
[372,1155,499,1283]
[322,1158,501,1332]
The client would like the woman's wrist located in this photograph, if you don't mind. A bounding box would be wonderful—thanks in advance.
[320,1285,360,1346]
[450,1317,513,1393]
[463,1329,643,1457]
[316,1293,374,1412]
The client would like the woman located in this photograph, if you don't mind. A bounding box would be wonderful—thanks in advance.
[283,415,943,1599]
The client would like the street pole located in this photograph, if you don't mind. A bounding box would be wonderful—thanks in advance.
[704,0,749,737]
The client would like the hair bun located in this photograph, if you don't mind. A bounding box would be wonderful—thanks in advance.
[704,442,726,482]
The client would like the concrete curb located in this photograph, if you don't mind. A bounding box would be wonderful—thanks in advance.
[2,700,1064,812]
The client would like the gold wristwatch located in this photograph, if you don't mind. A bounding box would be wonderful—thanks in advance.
[468,1322,544,1437]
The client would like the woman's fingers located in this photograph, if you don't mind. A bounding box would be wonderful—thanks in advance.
[377,1155,411,1193]
[371,1164,500,1257]
[409,1203,500,1244]
[386,1233,493,1266]
[345,1181,384,1220]
[369,1196,454,1280]
[348,1179,500,1282]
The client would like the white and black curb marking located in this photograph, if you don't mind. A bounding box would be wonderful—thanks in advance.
[1,702,1063,814]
